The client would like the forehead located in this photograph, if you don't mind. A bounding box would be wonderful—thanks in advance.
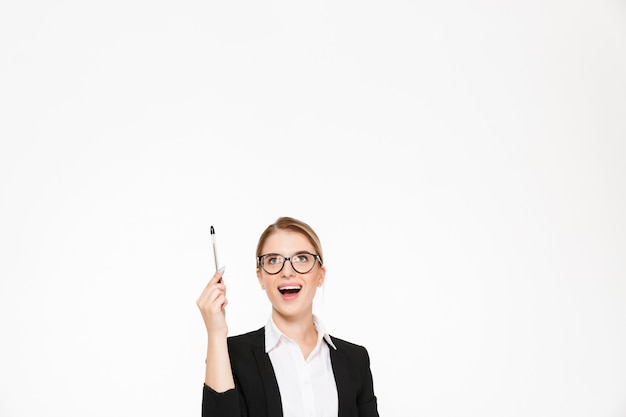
[261,230,314,253]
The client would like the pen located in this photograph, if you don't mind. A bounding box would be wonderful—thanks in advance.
[210,225,220,272]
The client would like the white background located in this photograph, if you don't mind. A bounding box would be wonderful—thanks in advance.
[1,1,625,416]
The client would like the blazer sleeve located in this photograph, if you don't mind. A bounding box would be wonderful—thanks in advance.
[202,385,243,417]
[201,329,265,417]
[357,347,379,417]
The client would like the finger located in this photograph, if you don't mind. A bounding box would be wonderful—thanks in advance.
[199,282,222,302]
[199,268,226,296]
[198,284,225,305]
[210,266,226,285]
[197,283,225,309]
[209,292,228,314]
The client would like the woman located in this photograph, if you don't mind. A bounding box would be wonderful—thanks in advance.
[197,217,379,417]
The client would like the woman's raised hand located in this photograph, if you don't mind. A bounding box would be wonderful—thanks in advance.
[197,267,235,391]
[196,267,228,339]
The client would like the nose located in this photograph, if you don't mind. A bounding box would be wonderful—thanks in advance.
[281,258,296,277]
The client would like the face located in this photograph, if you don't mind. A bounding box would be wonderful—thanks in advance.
[257,230,326,322]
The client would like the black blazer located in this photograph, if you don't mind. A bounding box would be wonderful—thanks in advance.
[202,327,379,417]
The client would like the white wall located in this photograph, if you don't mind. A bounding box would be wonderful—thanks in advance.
[1,1,625,416]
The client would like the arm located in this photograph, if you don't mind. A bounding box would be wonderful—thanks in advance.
[196,268,235,392]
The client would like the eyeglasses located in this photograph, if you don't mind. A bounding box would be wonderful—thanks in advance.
[257,252,322,275]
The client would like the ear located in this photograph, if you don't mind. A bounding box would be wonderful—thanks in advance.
[317,265,326,286]
[256,268,264,288]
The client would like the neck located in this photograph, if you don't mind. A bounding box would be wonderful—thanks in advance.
[272,310,317,345]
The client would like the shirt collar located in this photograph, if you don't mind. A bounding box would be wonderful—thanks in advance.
[265,315,337,353]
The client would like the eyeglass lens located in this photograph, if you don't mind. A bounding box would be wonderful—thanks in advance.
[261,253,316,274]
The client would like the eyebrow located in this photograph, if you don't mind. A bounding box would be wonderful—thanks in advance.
[262,250,314,257]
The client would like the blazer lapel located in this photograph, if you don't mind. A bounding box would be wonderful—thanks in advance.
[253,332,283,417]
[330,345,355,417]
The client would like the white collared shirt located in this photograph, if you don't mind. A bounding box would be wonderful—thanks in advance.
[265,315,339,417]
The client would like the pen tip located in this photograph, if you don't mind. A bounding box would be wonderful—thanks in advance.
[210,225,215,234]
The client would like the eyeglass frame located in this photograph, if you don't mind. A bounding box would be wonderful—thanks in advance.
[257,251,323,275]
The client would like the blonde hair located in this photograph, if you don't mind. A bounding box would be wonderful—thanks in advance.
[256,217,324,266]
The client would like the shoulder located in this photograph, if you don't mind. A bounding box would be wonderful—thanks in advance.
[330,335,368,351]
[224,328,266,372]
[227,327,265,353]
[329,335,372,361]
[228,327,264,341]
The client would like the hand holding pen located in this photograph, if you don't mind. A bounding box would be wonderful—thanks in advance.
[196,225,228,337]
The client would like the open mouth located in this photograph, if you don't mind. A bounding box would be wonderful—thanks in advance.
[278,285,302,295]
